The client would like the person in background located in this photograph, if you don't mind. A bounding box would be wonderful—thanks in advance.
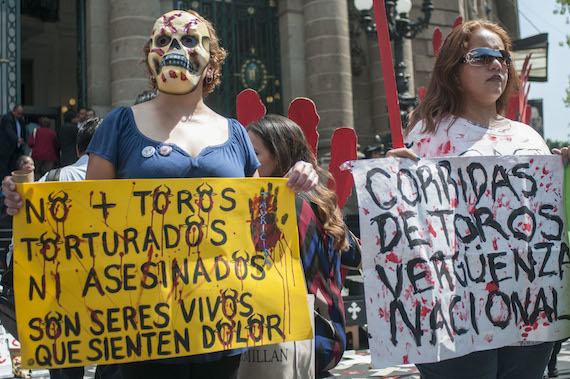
[85,108,96,120]
[14,155,34,173]
[28,117,58,180]
[247,114,361,377]
[37,117,101,183]
[76,108,87,127]
[0,105,26,179]
[387,19,567,379]
[59,110,79,166]
[23,116,40,156]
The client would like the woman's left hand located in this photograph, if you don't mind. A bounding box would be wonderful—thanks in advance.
[284,161,319,192]
[552,146,570,166]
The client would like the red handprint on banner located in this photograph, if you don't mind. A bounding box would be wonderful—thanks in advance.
[248,183,282,266]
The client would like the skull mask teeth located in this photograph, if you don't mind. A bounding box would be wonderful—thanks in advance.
[161,53,194,73]
[148,11,211,95]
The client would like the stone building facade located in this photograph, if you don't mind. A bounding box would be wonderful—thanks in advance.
[6,0,520,155]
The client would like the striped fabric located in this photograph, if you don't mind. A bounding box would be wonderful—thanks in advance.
[296,197,360,374]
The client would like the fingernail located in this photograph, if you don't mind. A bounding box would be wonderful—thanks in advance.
[416,156,421,161]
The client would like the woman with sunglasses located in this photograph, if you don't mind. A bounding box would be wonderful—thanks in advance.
[388,20,565,379]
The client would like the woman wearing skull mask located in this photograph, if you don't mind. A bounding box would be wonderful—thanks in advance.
[2,9,317,379]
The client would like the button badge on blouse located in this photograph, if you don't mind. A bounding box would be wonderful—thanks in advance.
[141,146,156,158]
[159,145,172,156]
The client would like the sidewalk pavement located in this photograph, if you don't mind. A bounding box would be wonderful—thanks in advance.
[329,342,570,378]
[11,342,570,378]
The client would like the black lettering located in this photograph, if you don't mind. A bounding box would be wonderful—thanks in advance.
[473,207,509,242]
[508,206,536,242]
[221,188,237,211]
[26,198,45,224]
[133,191,152,215]
[512,163,537,198]
[486,291,511,329]
[492,165,520,201]
[371,213,401,254]
[401,211,430,248]
[365,168,397,210]
[398,169,421,206]
[210,220,227,246]
[416,165,442,204]
[406,258,434,294]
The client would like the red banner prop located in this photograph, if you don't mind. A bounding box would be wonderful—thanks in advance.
[373,0,404,148]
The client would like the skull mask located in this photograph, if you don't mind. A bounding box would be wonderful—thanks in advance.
[148,11,211,95]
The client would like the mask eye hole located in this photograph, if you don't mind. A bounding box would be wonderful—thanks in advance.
[181,35,198,48]
[155,35,171,48]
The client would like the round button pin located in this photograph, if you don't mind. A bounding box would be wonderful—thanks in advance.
[159,145,173,156]
[141,146,156,158]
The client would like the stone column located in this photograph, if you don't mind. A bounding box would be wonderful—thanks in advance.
[86,0,111,116]
[278,0,307,112]
[109,0,162,108]
[367,35,390,141]
[303,0,354,154]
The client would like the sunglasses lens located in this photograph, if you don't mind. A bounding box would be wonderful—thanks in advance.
[465,49,511,68]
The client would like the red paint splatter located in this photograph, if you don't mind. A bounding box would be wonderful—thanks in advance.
[428,224,437,238]
[169,70,178,79]
[543,167,550,175]
[440,141,451,154]
[180,72,188,81]
[386,252,401,263]
[363,208,370,215]
[151,48,165,57]
[492,239,498,251]
[403,355,410,364]
[485,282,499,292]
[161,73,167,82]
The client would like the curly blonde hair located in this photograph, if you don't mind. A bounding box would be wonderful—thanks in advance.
[142,9,227,97]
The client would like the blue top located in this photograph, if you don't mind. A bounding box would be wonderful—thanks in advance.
[87,106,260,179]
[86,106,259,363]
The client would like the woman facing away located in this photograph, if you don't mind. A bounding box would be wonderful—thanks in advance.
[247,115,361,377]
[388,19,570,379]
[2,9,317,379]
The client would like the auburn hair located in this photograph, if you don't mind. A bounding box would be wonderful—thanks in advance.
[406,19,520,135]
[247,115,349,252]
[142,9,227,97]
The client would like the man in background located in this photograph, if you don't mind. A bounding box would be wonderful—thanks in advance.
[39,117,100,183]
[58,110,79,166]
[85,108,96,120]
[0,105,26,179]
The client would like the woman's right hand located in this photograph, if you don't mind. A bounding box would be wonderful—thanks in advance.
[2,176,23,216]
[385,148,421,161]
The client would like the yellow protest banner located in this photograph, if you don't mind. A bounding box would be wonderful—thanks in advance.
[13,178,311,369]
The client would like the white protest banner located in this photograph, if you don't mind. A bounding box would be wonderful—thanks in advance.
[350,155,570,367]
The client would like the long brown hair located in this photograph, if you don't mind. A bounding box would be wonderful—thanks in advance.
[406,19,520,135]
[247,115,349,252]
[142,9,227,97]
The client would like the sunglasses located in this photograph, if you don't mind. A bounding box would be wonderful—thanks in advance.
[462,48,512,68]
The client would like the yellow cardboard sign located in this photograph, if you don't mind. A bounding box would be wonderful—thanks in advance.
[13,178,311,369]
